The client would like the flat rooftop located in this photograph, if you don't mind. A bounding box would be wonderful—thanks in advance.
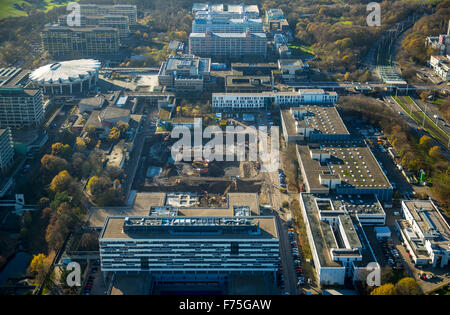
[301,193,376,268]
[100,216,278,240]
[0,68,30,88]
[403,200,450,246]
[278,59,305,68]
[88,192,260,227]
[190,32,266,39]
[226,75,272,87]
[282,105,349,136]
[297,139,392,191]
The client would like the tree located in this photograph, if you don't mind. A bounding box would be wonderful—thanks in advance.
[76,137,86,151]
[108,127,121,141]
[370,283,397,295]
[80,232,99,251]
[41,154,69,177]
[395,277,422,295]
[28,253,51,286]
[429,146,442,159]
[117,121,129,134]
[419,135,432,148]
[51,142,71,158]
[50,170,72,193]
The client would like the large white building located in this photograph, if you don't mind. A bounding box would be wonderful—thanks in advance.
[429,55,450,81]
[97,192,280,281]
[212,89,338,111]
[192,16,263,33]
[299,193,379,286]
[189,29,267,58]
[100,215,279,274]
[79,4,137,26]
[192,3,260,19]
[396,200,449,268]
[30,59,101,95]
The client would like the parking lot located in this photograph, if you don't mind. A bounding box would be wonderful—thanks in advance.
[81,260,107,295]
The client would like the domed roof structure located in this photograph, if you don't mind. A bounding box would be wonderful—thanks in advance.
[30,59,101,85]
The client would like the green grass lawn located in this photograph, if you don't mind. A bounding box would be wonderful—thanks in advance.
[0,0,72,20]
[0,0,30,19]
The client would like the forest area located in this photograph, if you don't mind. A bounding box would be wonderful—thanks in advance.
[0,0,447,75]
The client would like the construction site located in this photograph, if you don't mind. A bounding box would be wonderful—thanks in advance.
[131,132,269,207]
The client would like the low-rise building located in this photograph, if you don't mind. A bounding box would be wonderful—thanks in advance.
[429,55,450,81]
[212,89,338,112]
[158,54,211,93]
[280,105,350,143]
[296,140,393,201]
[299,193,379,286]
[231,62,278,76]
[225,75,272,93]
[396,200,449,268]
[79,96,105,113]
[277,59,308,82]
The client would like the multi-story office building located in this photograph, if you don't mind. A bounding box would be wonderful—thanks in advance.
[189,29,267,58]
[79,4,137,26]
[158,54,211,93]
[0,68,44,128]
[192,3,260,19]
[299,193,379,285]
[192,16,263,33]
[212,89,338,111]
[41,26,120,58]
[97,192,279,280]
[100,216,279,274]
[58,15,130,41]
[0,127,14,174]
[396,200,449,268]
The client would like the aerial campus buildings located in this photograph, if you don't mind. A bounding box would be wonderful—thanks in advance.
[41,26,121,59]
[157,54,211,93]
[94,193,279,283]
[189,29,267,58]
[189,3,267,58]
[29,59,101,95]
[0,67,44,128]
[212,89,338,111]
[300,193,381,285]
[396,200,449,268]
[41,4,137,59]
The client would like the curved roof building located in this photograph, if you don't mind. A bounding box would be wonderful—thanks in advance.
[30,59,101,94]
